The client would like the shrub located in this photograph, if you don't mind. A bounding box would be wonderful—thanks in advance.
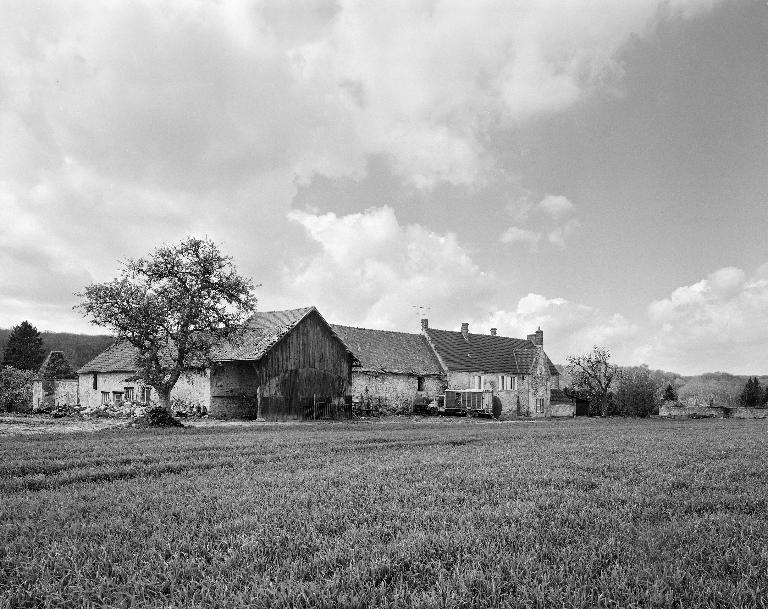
[0,366,34,412]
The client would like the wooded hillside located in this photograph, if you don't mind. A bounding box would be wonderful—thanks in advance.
[0,329,115,371]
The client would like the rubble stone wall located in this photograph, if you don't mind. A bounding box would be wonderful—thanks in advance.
[447,362,552,417]
[31,379,79,411]
[78,371,209,411]
[351,371,445,414]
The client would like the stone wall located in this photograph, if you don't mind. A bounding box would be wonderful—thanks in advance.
[173,371,211,413]
[659,403,725,418]
[550,402,576,417]
[31,379,79,411]
[209,361,259,419]
[78,371,209,411]
[660,402,768,419]
[447,360,552,417]
[726,407,768,419]
[351,371,445,414]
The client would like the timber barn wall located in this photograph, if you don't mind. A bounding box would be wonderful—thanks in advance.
[210,310,353,420]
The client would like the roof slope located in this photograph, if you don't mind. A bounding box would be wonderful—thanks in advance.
[424,328,559,376]
[213,307,316,361]
[331,325,443,375]
[77,341,137,374]
[36,351,78,380]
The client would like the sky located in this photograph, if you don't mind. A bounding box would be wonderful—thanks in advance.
[0,0,765,375]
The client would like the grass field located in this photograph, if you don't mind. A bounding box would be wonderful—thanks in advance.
[2,418,767,608]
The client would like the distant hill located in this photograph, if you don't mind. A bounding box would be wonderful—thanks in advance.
[0,329,115,371]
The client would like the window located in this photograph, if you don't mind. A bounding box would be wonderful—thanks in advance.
[141,386,152,403]
[92,373,98,390]
[536,398,544,413]
[473,375,482,390]
[101,391,110,405]
[112,391,123,403]
[513,376,518,390]
[417,376,425,392]
[499,375,509,390]
[124,387,134,401]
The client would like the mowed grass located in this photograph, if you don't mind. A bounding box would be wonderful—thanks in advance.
[1,418,767,608]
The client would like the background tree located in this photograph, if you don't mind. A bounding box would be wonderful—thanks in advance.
[615,365,663,417]
[2,321,45,371]
[566,346,618,417]
[662,383,678,402]
[76,237,256,411]
[739,377,762,408]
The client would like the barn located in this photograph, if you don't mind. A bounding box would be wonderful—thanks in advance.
[210,307,358,420]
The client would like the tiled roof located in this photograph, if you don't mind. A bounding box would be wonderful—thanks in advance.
[550,388,572,404]
[213,307,316,361]
[331,325,443,375]
[424,328,559,376]
[77,307,357,373]
[77,341,137,374]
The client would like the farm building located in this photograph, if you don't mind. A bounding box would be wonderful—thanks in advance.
[331,325,445,414]
[31,351,79,412]
[76,342,208,412]
[422,321,567,417]
[210,307,357,420]
[76,307,357,420]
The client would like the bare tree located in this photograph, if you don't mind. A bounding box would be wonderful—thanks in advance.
[76,237,256,411]
[566,346,618,417]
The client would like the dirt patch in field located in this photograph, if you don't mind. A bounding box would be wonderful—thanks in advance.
[0,414,126,435]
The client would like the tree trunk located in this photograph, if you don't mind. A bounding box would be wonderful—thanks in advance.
[599,395,609,417]
[158,388,172,412]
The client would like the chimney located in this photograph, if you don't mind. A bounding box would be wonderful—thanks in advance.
[527,327,543,347]
[420,318,429,331]
[490,328,497,336]
[461,322,469,339]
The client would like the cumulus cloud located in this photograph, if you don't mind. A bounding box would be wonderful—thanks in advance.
[635,264,768,374]
[538,195,574,220]
[500,226,541,249]
[0,0,726,332]
[547,219,582,247]
[480,293,638,363]
[502,195,579,249]
[284,206,494,329]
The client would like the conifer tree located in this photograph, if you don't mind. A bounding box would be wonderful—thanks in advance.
[2,321,45,371]
[663,383,677,402]
[739,377,761,408]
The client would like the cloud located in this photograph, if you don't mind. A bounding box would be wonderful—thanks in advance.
[284,206,494,329]
[636,264,768,374]
[480,293,638,363]
[538,195,574,220]
[0,0,727,333]
[500,226,541,249]
[547,219,582,247]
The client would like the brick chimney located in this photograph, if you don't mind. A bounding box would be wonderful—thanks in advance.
[527,327,543,347]
[490,328,497,336]
[461,322,469,340]
[420,318,429,331]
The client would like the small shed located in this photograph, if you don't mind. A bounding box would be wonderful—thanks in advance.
[211,307,358,420]
[32,351,79,411]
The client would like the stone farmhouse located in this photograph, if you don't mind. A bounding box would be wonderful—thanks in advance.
[422,321,563,417]
[73,306,569,419]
